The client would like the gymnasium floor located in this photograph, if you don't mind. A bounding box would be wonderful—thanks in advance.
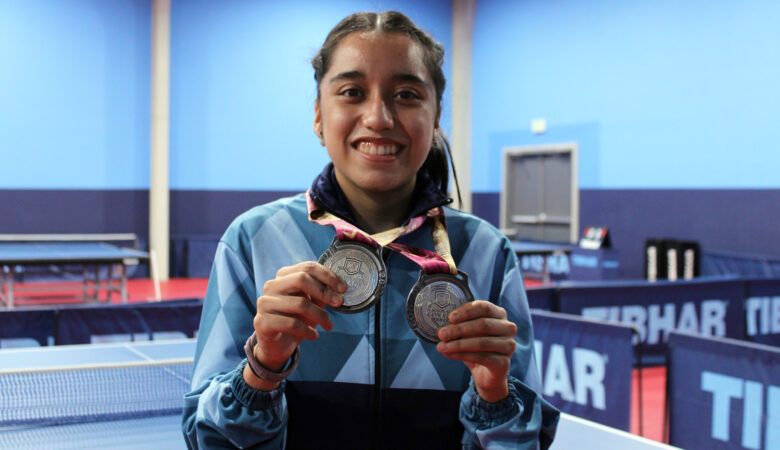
[8,277,669,444]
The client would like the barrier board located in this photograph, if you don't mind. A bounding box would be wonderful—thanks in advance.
[55,299,203,345]
[0,308,54,348]
[668,332,780,449]
[527,287,556,311]
[745,278,780,347]
[558,278,745,363]
[532,310,634,430]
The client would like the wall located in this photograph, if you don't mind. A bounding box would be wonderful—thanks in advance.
[3,0,779,279]
[0,0,453,255]
[471,0,780,277]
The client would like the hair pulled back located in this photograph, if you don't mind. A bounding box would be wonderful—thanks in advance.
[312,11,461,205]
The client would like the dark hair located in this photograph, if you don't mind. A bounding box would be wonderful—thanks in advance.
[312,11,461,206]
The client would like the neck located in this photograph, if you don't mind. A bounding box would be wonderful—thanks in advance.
[336,177,414,234]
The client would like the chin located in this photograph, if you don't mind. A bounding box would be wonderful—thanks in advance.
[357,178,408,194]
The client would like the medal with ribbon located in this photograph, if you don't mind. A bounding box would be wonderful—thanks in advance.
[306,190,473,342]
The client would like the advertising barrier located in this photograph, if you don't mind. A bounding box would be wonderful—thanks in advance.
[55,299,203,345]
[668,332,780,449]
[531,310,634,430]
[745,278,780,347]
[526,287,556,311]
[558,278,745,364]
[0,308,54,348]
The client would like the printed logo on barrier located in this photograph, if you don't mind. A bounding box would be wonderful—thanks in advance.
[746,296,780,337]
[534,341,607,410]
[701,371,779,449]
[582,299,727,344]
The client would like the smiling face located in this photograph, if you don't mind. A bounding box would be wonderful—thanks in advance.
[313,31,440,202]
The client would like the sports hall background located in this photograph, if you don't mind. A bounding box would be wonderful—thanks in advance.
[2,1,779,447]
[2,0,778,279]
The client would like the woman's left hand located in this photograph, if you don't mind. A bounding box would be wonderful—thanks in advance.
[436,300,517,403]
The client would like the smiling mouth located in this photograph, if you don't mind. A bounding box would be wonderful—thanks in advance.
[355,141,401,156]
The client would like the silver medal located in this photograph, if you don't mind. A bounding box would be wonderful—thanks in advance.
[406,270,473,343]
[319,237,386,313]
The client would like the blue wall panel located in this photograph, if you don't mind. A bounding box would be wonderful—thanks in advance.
[0,0,151,189]
[472,0,780,191]
[169,0,452,190]
[1,0,450,191]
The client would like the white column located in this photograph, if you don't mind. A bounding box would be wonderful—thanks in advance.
[451,0,476,213]
[150,0,171,281]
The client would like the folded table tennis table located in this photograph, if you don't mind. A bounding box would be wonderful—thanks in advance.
[510,240,573,284]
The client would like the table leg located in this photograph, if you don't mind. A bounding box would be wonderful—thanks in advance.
[120,263,127,304]
[0,265,13,308]
[106,263,114,303]
[82,265,90,302]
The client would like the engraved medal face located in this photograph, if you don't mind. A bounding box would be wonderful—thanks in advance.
[406,271,474,343]
[319,238,386,313]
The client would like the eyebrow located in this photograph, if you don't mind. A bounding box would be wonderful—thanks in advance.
[328,71,427,85]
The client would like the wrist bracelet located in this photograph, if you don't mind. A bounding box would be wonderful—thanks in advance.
[244,332,300,383]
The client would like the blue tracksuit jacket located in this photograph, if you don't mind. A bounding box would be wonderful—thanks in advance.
[182,192,558,449]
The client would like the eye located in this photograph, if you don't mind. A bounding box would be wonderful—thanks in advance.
[339,87,363,98]
[396,90,421,101]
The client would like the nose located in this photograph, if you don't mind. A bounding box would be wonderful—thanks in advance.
[362,95,394,130]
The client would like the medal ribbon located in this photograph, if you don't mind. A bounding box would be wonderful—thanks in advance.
[306,190,456,275]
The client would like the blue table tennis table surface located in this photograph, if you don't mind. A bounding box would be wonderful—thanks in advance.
[0,242,149,264]
[0,339,195,370]
[0,339,196,449]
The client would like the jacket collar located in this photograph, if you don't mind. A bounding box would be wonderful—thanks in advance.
[308,163,451,226]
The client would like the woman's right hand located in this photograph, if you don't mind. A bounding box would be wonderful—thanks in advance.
[243,261,346,390]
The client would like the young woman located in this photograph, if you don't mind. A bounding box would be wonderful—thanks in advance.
[183,11,558,449]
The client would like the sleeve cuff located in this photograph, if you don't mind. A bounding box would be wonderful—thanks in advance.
[230,359,287,410]
[463,376,524,425]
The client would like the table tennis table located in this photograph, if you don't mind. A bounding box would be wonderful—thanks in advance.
[0,339,195,449]
[0,340,681,449]
[510,240,573,284]
[0,239,149,309]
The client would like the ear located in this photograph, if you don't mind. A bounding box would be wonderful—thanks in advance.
[434,110,441,133]
[313,101,322,138]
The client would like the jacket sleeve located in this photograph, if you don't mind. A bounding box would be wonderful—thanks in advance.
[182,241,289,449]
[458,235,559,449]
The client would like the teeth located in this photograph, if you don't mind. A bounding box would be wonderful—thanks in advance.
[357,141,399,156]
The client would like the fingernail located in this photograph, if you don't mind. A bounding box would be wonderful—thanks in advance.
[337,281,347,292]
[439,329,450,340]
[449,312,459,322]
[437,342,447,352]
[330,292,343,305]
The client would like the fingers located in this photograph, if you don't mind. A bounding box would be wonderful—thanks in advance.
[436,334,516,356]
[436,300,517,360]
[446,300,507,324]
[435,351,512,372]
[267,262,347,308]
[256,293,334,333]
[255,309,321,340]
[251,261,348,372]
[437,300,516,345]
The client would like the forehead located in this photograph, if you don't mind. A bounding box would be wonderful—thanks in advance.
[326,31,430,82]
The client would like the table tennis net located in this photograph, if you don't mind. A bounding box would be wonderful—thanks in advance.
[0,360,192,429]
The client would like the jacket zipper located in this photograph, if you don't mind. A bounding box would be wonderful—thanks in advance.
[372,250,390,449]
